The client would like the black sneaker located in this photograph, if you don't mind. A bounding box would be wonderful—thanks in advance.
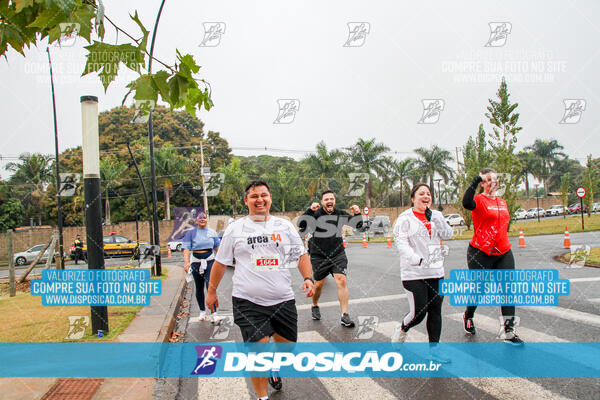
[311,305,321,320]
[504,319,524,345]
[463,313,476,335]
[268,374,282,390]
[340,313,355,327]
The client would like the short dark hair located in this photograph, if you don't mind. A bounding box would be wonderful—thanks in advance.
[244,180,271,196]
[410,183,432,207]
[321,190,335,198]
[480,167,496,175]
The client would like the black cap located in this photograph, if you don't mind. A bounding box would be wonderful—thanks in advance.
[80,95,98,103]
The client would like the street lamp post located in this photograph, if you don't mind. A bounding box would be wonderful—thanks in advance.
[535,184,541,223]
[81,96,109,335]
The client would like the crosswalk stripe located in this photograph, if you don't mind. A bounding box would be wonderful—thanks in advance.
[589,298,600,303]
[297,294,407,310]
[374,321,568,400]
[197,377,251,399]
[298,330,398,399]
[447,313,568,342]
[521,306,600,328]
[568,277,600,283]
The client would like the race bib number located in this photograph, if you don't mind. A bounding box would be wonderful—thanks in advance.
[252,254,281,271]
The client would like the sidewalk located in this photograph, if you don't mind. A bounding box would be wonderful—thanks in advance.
[0,264,186,400]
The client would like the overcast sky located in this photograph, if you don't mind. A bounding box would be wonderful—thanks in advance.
[1,0,598,179]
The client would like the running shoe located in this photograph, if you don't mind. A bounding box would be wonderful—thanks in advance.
[463,313,476,335]
[198,311,207,321]
[311,305,321,320]
[210,313,226,325]
[504,319,524,345]
[429,344,452,364]
[340,313,355,327]
[391,324,408,343]
[268,374,282,391]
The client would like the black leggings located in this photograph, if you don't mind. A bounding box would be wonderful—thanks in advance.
[191,260,214,312]
[465,245,515,318]
[401,278,443,343]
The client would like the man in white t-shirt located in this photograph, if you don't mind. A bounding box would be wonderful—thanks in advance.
[206,180,314,400]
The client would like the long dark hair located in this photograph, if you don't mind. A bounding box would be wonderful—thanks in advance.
[410,183,432,207]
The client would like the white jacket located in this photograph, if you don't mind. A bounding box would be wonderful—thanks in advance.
[392,208,453,281]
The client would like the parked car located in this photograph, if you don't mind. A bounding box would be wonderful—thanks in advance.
[567,203,587,215]
[167,240,183,252]
[513,209,527,220]
[14,244,59,266]
[592,202,600,213]
[444,214,465,226]
[70,233,150,259]
[367,216,392,235]
[546,205,566,216]
[526,208,545,219]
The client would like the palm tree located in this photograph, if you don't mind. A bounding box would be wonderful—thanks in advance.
[219,157,247,215]
[391,158,415,207]
[414,145,454,202]
[5,153,53,225]
[524,139,566,195]
[344,138,390,207]
[143,145,186,220]
[100,158,127,225]
[517,151,540,198]
[302,141,344,199]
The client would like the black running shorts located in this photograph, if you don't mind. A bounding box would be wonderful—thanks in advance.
[232,297,298,342]
[311,252,348,281]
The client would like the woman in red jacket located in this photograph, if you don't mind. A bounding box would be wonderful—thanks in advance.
[462,168,523,344]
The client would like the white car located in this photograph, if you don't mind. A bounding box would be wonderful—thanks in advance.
[167,240,183,252]
[593,202,600,213]
[444,214,465,226]
[514,209,527,220]
[546,205,566,216]
[13,244,59,266]
[526,208,545,219]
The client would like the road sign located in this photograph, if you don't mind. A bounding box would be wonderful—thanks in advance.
[576,186,586,198]
[363,206,370,215]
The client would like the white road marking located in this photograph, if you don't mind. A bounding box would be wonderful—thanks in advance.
[521,306,600,328]
[298,330,398,399]
[374,320,568,400]
[297,294,406,310]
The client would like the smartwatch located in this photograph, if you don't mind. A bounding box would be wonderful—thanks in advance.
[304,277,315,284]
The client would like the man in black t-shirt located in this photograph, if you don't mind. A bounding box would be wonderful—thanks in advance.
[298,190,363,327]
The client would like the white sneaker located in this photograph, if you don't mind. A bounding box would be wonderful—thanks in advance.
[391,324,407,343]
[211,313,226,325]
[198,311,207,321]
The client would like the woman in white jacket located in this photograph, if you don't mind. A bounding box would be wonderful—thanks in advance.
[392,183,453,354]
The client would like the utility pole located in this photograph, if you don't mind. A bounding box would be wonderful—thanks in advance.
[81,95,109,334]
[47,47,64,269]
[200,140,209,215]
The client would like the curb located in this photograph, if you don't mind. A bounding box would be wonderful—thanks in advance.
[156,268,188,343]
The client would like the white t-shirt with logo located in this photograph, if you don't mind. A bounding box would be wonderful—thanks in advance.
[215,215,306,306]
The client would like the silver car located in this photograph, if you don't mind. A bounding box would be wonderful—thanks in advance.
[13,244,58,266]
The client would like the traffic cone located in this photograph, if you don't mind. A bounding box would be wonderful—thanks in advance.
[362,232,368,248]
[563,227,571,249]
[386,232,392,248]
[518,228,526,248]
[168,247,172,258]
[343,234,347,248]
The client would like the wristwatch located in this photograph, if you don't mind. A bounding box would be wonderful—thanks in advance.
[304,277,315,284]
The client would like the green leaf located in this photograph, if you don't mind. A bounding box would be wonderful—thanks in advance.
[130,11,149,52]
[151,70,171,101]
[69,4,95,42]
[177,50,200,74]
[82,41,144,90]
[133,74,157,101]
[27,4,67,29]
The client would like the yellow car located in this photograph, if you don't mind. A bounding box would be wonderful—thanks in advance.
[71,233,150,259]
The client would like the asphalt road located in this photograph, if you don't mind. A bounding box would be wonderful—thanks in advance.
[178,232,600,400]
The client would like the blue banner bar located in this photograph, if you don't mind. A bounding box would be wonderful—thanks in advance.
[1,342,598,378]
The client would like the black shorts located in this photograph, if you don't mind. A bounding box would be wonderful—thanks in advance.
[311,252,348,281]
[232,297,298,342]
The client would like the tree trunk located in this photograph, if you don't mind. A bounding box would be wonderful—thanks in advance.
[366,180,372,208]
[105,188,111,225]
[164,185,171,220]
[429,176,435,204]
[524,172,530,198]
[232,195,238,215]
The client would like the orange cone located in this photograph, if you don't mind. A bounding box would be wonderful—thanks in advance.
[563,227,571,249]
[518,228,526,248]
[362,232,368,248]
[168,247,172,258]
[386,232,392,248]
[343,234,347,248]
